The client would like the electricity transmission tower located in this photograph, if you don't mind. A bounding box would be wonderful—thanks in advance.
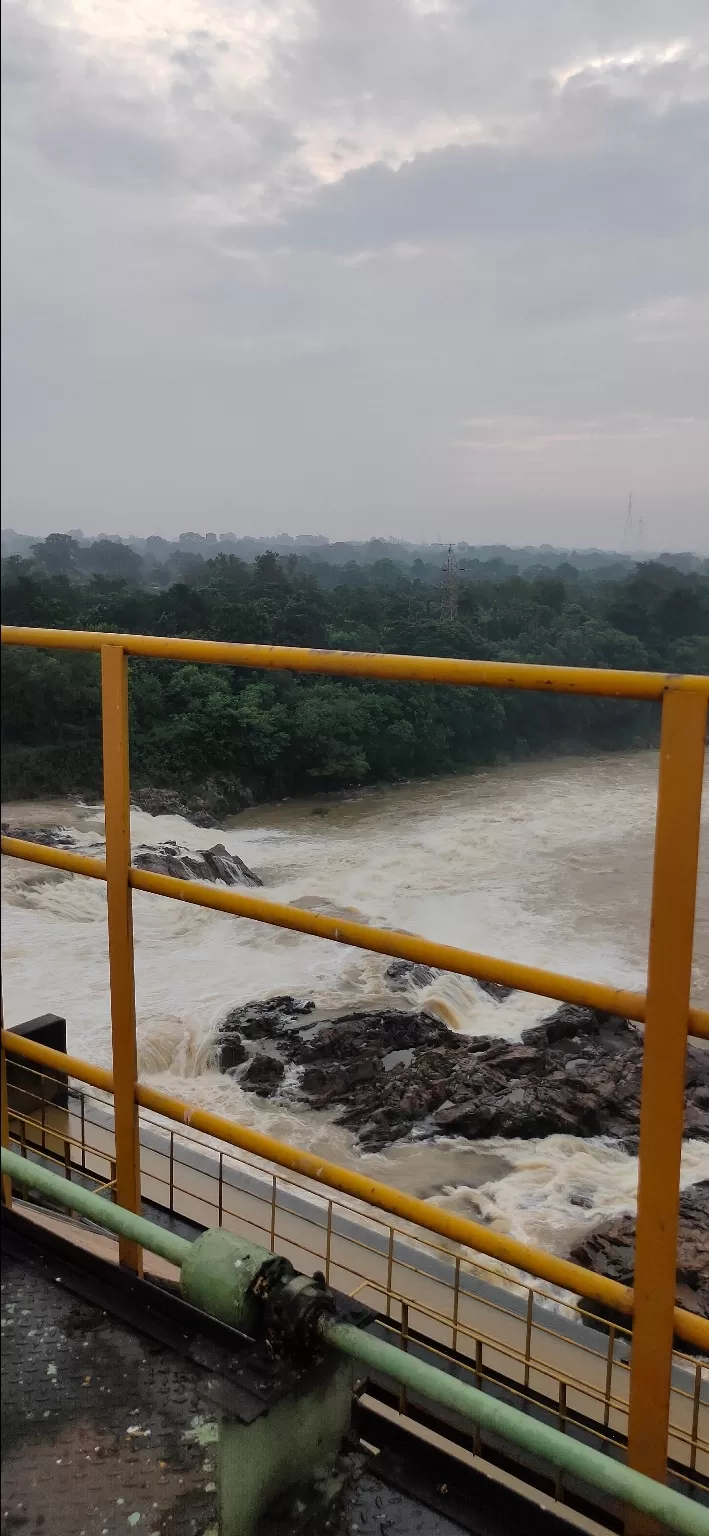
[622,492,633,552]
[440,544,459,623]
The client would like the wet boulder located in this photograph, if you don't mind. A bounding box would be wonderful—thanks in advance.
[132,840,262,887]
[1,823,79,849]
[571,1182,709,1321]
[240,1054,285,1095]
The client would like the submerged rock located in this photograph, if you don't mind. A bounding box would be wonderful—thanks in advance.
[385,959,438,991]
[384,957,513,1002]
[571,1182,709,1321]
[213,996,709,1153]
[476,979,516,1002]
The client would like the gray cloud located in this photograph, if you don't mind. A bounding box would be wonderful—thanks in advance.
[1,1,707,547]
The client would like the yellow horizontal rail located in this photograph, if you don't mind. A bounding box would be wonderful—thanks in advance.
[4,1027,709,1353]
[5,834,708,1040]
[1,838,107,881]
[3,624,709,699]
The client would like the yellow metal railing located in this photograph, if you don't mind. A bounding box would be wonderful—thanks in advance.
[1,623,708,1502]
[5,1052,708,1500]
[8,1026,709,1350]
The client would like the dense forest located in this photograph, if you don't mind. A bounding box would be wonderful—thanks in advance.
[2,535,708,813]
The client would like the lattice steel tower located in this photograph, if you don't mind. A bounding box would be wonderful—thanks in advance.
[440,543,459,623]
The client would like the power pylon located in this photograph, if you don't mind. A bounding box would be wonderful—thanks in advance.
[440,544,459,623]
[622,492,633,552]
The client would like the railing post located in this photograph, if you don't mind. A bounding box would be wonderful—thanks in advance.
[101,644,142,1273]
[627,687,707,1506]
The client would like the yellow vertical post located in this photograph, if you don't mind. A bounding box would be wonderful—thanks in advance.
[627,687,707,1502]
[101,644,143,1274]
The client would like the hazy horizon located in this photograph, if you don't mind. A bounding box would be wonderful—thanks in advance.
[4,524,707,562]
[2,3,707,549]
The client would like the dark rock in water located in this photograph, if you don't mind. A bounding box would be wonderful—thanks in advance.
[1,823,78,850]
[684,1104,709,1137]
[132,781,254,827]
[2,821,261,887]
[432,1100,498,1136]
[301,1058,378,1105]
[475,979,515,1002]
[221,997,315,1040]
[213,994,709,1154]
[525,1003,601,1045]
[571,1182,709,1322]
[240,1054,285,1095]
[385,959,437,991]
[131,787,195,820]
[132,840,262,887]
[384,957,513,1002]
[217,1035,247,1073]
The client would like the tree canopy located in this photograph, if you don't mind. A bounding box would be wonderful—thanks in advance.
[2,546,707,808]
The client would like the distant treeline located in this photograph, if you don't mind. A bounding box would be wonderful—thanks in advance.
[2,542,708,808]
[3,528,707,589]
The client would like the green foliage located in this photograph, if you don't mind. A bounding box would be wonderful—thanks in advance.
[2,552,707,806]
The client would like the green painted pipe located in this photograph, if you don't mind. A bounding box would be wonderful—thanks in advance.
[3,1147,192,1269]
[323,1320,709,1536]
[4,1147,708,1535]
[2,1148,275,1321]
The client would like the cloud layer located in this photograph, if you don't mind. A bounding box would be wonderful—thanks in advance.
[2,0,708,545]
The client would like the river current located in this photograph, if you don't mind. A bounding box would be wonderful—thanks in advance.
[3,749,708,1257]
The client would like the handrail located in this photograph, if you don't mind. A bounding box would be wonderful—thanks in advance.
[4,834,709,1039]
[4,1147,707,1536]
[1,620,707,1495]
[4,1027,709,1355]
[3,623,709,698]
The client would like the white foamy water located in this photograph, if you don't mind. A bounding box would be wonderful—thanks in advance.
[2,749,708,1248]
[435,1135,709,1253]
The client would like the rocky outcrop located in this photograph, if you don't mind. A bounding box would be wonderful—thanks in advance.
[1,823,78,849]
[571,1182,709,1321]
[215,996,315,1073]
[131,781,253,827]
[217,995,709,1317]
[132,841,262,887]
[214,996,709,1153]
[2,824,262,887]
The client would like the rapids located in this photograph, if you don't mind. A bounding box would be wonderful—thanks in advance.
[3,748,708,1248]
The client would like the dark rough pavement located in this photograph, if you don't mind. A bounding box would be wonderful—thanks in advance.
[1,1249,465,1536]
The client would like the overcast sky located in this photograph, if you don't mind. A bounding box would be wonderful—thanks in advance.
[2,2,708,550]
